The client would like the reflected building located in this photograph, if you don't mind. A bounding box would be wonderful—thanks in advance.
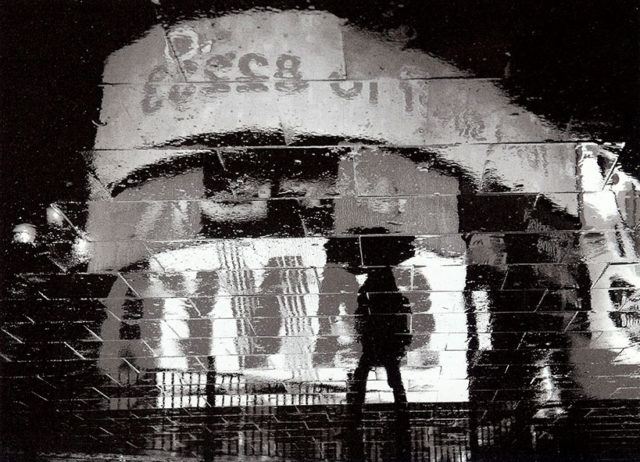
[90,146,474,407]
[349,264,413,407]
[83,7,639,452]
[5,6,639,461]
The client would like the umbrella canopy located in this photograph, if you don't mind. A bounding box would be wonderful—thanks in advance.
[324,233,416,271]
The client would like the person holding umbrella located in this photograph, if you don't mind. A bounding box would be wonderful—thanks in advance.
[325,233,415,408]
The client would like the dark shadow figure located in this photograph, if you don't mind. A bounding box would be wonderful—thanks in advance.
[323,233,415,413]
[324,234,415,461]
[347,266,411,461]
[347,266,413,408]
[343,267,413,462]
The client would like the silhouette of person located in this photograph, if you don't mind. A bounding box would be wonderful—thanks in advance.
[348,265,413,407]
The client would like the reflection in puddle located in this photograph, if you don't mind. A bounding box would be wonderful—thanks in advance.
[86,147,482,405]
[61,6,638,418]
[82,142,638,415]
[3,6,639,461]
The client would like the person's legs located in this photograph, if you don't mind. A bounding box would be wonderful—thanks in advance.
[384,358,407,405]
[348,353,371,406]
[343,352,370,461]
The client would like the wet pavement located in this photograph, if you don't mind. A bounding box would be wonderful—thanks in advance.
[2,2,640,461]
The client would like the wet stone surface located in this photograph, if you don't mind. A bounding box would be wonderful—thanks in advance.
[2,2,640,461]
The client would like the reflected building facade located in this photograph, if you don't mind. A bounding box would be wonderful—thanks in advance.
[85,10,639,459]
[90,146,475,407]
[3,7,639,461]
